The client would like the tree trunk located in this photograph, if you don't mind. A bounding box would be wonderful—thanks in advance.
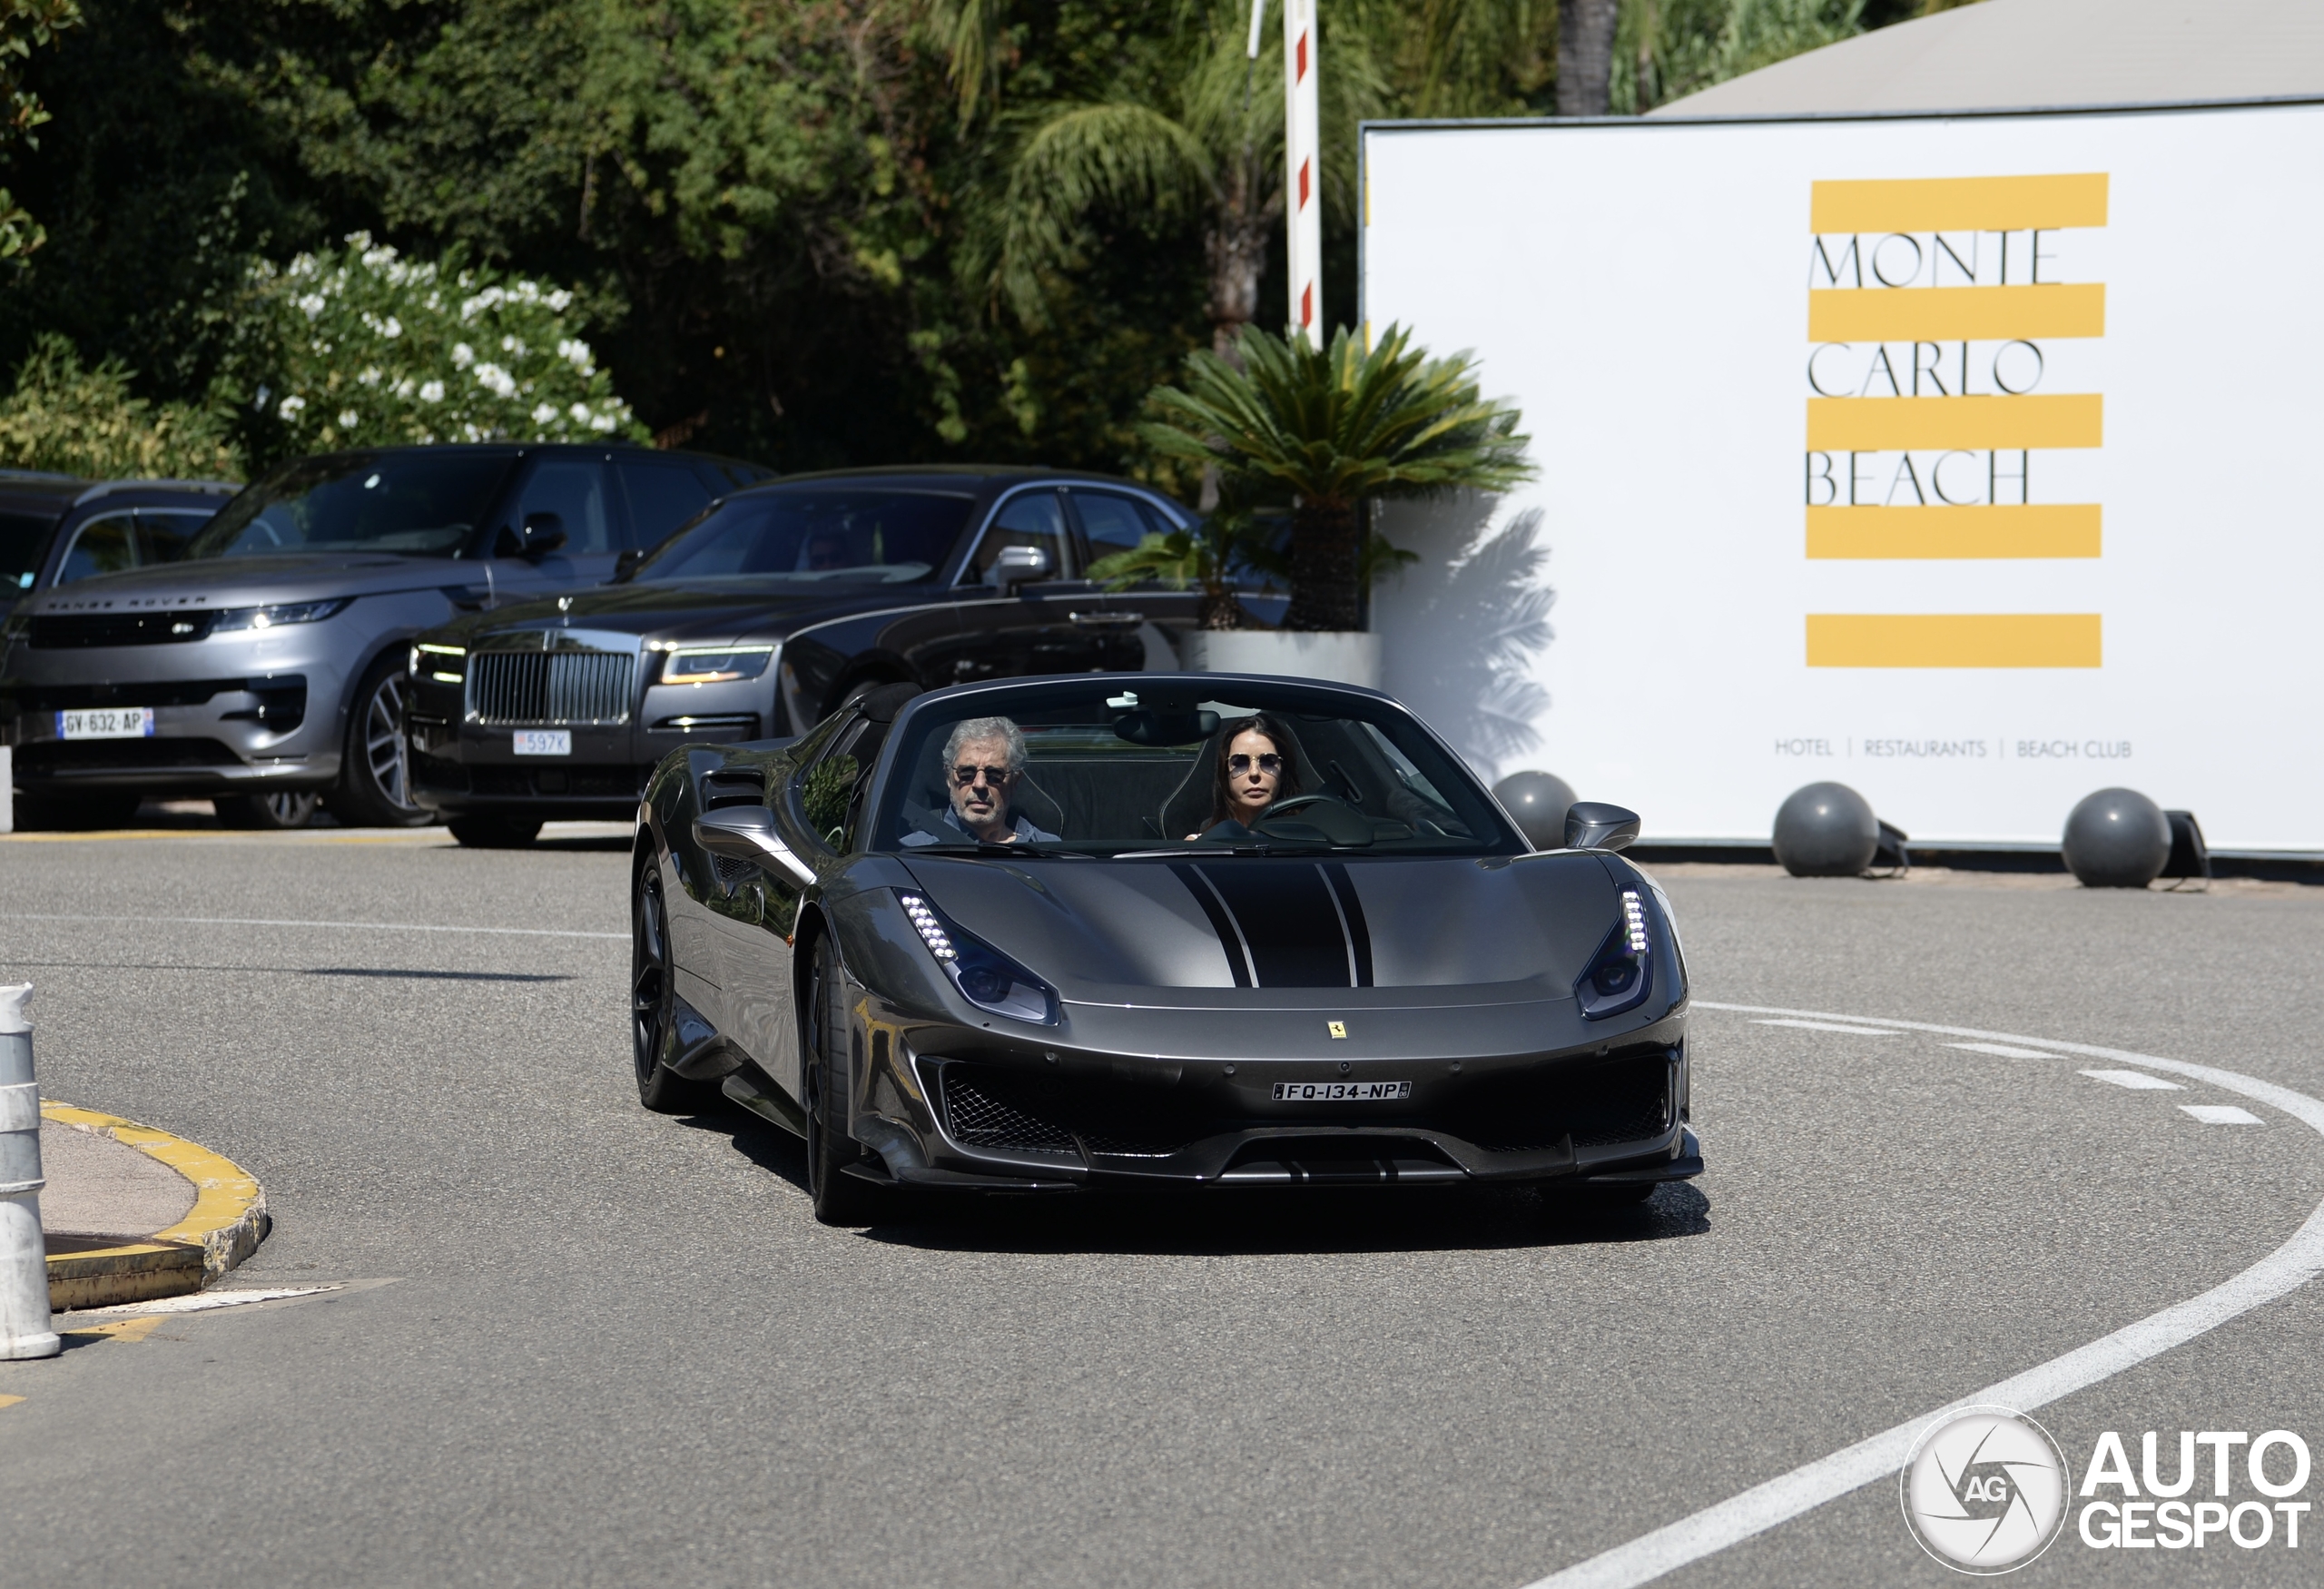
[1283,498,1360,632]
[1557,0,1619,116]
[1206,215,1266,365]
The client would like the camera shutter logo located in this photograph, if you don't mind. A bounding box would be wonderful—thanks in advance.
[1901,1406,2072,1573]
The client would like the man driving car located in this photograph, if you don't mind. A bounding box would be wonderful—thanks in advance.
[901,716,1061,846]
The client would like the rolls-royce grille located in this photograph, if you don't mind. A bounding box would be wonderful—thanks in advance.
[470,650,634,726]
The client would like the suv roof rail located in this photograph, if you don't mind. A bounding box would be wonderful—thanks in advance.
[0,468,85,484]
[71,478,242,505]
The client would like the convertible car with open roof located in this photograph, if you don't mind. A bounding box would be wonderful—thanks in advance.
[628,673,1701,1223]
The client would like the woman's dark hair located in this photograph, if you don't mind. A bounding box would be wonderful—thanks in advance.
[1207,715,1304,828]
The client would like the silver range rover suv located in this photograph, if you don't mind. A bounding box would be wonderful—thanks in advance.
[0,443,766,828]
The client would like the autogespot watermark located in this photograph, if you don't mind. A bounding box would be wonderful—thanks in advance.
[1901,1409,2316,1571]
[1902,1406,2073,1574]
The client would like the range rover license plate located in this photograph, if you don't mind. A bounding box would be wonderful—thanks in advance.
[56,707,153,739]
[513,730,571,756]
[1274,1081,1412,1102]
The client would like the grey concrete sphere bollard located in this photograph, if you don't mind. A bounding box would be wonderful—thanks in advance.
[1773,782,1879,876]
[0,983,58,1359]
[2062,787,2171,888]
[1494,771,1578,851]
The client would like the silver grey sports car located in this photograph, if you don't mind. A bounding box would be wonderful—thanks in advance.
[630,672,1700,1224]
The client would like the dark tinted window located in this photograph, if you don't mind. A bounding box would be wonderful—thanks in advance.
[965,489,1068,584]
[631,489,973,586]
[1071,489,1168,561]
[186,452,516,559]
[0,508,56,592]
[58,513,137,584]
[136,508,215,565]
[506,459,614,555]
[618,461,714,548]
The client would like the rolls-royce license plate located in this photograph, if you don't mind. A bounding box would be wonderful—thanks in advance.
[513,729,571,755]
[57,706,154,739]
[1274,1081,1412,1102]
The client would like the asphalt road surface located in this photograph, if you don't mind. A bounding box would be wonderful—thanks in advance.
[4,830,2322,1588]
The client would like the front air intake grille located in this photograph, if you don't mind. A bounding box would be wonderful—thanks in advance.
[29,610,215,647]
[470,649,634,726]
[940,1074,1079,1156]
[1463,1050,1674,1153]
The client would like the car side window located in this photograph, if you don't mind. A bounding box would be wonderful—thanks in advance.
[962,489,1068,587]
[617,460,715,551]
[788,712,872,852]
[1070,489,1169,566]
[503,459,613,556]
[136,508,213,566]
[56,512,138,585]
[0,509,55,591]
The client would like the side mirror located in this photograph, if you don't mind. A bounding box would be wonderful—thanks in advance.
[692,804,816,887]
[519,510,568,560]
[990,543,1050,592]
[1565,801,1642,853]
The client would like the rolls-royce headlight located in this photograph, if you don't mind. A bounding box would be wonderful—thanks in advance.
[663,646,773,685]
[410,642,465,681]
[897,891,1057,1025]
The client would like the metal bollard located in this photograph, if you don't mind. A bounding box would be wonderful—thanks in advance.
[0,983,59,1358]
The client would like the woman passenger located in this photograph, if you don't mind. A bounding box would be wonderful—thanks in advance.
[1187,715,1303,840]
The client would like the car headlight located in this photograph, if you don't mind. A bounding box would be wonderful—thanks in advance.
[661,646,773,685]
[209,598,353,633]
[897,891,1058,1025]
[410,641,466,682]
[1575,887,1655,1021]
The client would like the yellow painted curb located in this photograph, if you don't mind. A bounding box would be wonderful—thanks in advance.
[39,1102,271,1312]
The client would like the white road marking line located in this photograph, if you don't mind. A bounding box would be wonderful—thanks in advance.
[68,1285,343,1319]
[1945,1041,2061,1059]
[2182,1104,2265,1125]
[2080,1068,2187,1091]
[1748,1018,1901,1036]
[0,913,624,941]
[1525,1002,2324,1589]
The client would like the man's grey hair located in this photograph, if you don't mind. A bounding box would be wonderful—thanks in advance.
[943,716,1028,774]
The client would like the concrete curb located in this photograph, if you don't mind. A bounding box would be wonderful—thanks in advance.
[39,1103,270,1311]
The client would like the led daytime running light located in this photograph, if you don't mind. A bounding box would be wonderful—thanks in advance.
[1621,889,1649,956]
[900,893,958,962]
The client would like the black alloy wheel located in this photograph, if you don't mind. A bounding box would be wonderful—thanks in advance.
[803,933,894,1226]
[324,654,432,828]
[215,790,321,830]
[631,859,707,1112]
[448,815,543,848]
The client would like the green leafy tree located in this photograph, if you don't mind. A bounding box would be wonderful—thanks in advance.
[0,0,80,256]
[1140,322,1532,632]
[0,332,240,478]
[222,232,643,467]
[1086,505,1267,630]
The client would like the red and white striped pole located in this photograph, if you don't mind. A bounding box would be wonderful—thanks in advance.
[1282,0,1322,347]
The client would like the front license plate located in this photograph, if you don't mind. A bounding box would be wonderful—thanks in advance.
[1274,1081,1412,1102]
[56,707,154,740]
[513,730,571,756]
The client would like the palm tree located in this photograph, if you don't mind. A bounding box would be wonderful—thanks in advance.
[1140,322,1533,632]
[950,1,1381,360]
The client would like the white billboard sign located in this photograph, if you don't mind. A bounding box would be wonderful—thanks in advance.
[1363,101,2324,854]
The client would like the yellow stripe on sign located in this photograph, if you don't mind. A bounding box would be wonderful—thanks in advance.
[1807,394,2101,451]
[1808,283,2105,342]
[1807,613,2102,667]
[1810,173,2109,233]
[1807,505,2101,559]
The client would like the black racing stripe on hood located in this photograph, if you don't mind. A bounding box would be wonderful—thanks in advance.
[1320,862,1374,987]
[1196,862,1351,988]
[1168,862,1253,987]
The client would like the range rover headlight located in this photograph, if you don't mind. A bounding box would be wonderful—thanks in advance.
[897,891,1058,1025]
[210,597,352,633]
[662,646,773,686]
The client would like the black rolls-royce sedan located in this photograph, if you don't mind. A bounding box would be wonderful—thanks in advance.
[406,465,1261,845]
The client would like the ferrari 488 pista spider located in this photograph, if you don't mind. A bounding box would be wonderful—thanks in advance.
[629,674,1700,1223]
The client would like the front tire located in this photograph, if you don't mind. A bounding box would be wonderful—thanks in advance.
[632,857,712,1112]
[324,654,432,828]
[803,933,896,1225]
[215,790,320,830]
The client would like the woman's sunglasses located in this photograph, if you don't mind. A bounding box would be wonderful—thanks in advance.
[1227,753,1284,775]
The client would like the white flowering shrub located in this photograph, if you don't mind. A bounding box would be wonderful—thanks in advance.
[232,232,644,458]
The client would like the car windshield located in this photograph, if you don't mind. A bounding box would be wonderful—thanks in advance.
[183,451,516,559]
[867,680,1521,857]
[628,488,972,586]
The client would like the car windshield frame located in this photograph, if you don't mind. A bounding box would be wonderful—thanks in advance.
[624,484,977,587]
[182,450,519,561]
[865,678,1526,859]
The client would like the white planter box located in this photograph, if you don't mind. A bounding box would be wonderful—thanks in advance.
[1178,629,1382,690]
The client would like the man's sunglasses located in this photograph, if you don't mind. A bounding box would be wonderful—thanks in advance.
[950,764,1015,787]
[1227,753,1284,775]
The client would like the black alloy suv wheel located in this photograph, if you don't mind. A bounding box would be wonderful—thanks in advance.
[326,653,432,829]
